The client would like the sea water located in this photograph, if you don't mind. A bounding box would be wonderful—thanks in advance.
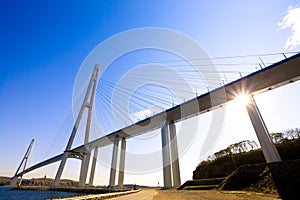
[0,187,83,200]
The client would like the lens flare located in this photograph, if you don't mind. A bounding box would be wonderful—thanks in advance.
[236,93,250,106]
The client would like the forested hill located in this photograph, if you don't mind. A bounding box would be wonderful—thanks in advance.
[193,128,300,179]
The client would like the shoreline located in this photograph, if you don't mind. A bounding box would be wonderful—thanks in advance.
[11,186,132,194]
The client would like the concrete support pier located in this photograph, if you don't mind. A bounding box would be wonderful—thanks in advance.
[109,136,120,187]
[79,150,91,187]
[246,96,281,163]
[118,138,126,187]
[89,147,99,185]
[161,120,172,188]
[169,122,181,187]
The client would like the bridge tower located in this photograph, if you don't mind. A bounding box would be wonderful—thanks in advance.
[53,64,100,187]
[10,139,35,186]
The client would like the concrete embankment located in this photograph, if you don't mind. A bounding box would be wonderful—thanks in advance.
[53,189,141,200]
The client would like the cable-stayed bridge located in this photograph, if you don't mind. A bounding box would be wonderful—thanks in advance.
[11,53,300,189]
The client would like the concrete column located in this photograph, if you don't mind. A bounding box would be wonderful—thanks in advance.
[169,122,181,187]
[118,138,126,187]
[246,96,281,163]
[109,136,120,187]
[89,147,99,186]
[161,120,172,188]
[53,153,68,187]
[79,150,91,187]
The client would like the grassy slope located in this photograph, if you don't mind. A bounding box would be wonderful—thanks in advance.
[193,138,300,179]
[217,160,300,199]
[188,138,300,198]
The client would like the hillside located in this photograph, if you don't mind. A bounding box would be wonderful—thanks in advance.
[193,129,300,179]
[188,129,300,199]
[0,176,10,186]
[0,177,78,187]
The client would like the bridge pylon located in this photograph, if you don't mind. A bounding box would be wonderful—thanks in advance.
[10,139,35,187]
[52,64,100,187]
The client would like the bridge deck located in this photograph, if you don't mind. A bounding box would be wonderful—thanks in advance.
[17,53,300,176]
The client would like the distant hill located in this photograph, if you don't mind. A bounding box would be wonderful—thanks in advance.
[22,178,78,187]
[0,177,78,187]
[0,176,10,186]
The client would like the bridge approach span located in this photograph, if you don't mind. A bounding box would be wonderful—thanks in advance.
[16,53,300,178]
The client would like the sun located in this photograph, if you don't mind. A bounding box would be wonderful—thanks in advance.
[235,93,250,107]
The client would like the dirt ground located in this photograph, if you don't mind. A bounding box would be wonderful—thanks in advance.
[110,188,280,200]
[109,189,158,200]
[153,189,280,200]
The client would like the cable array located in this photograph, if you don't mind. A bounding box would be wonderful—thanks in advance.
[32,51,299,162]
[93,51,299,134]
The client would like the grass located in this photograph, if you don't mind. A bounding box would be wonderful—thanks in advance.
[177,178,225,190]
[183,185,218,190]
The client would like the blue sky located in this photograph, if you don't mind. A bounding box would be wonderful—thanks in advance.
[1,1,300,186]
